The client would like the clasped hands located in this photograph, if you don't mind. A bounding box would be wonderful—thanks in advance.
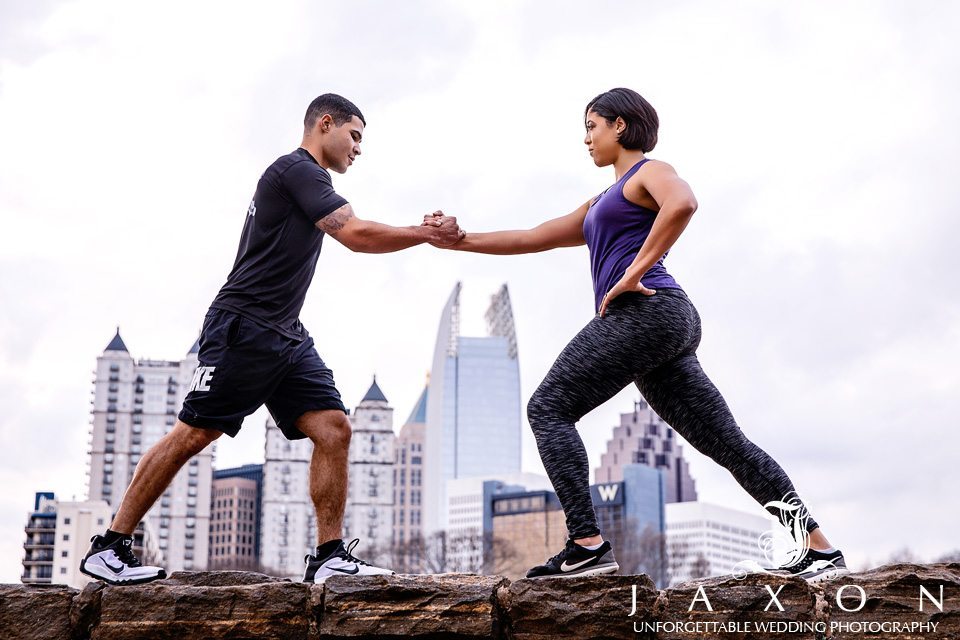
[421,211,464,248]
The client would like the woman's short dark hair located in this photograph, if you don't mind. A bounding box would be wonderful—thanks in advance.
[304,94,366,130]
[585,88,658,152]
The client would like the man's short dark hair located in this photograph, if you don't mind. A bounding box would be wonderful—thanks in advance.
[585,88,658,152]
[304,94,366,131]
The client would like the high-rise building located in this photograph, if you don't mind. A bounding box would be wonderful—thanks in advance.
[87,329,214,571]
[211,463,263,563]
[594,398,698,503]
[665,501,771,585]
[393,385,427,546]
[591,464,666,539]
[21,492,158,589]
[209,471,260,570]
[343,378,396,560]
[424,283,522,535]
[259,417,314,579]
[21,493,59,585]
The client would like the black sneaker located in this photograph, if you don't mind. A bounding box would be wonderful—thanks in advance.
[302,538,395,584]
[772,547,850,583]
[525,539,619,579]
[79,534,167,586]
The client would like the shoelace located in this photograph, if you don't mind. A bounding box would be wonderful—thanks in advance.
[339,538,372,566]
[546,540,579,566]
[103,537,142,567]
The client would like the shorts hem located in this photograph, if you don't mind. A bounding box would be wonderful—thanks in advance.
[178,410,242,438]
[275,402,348,440]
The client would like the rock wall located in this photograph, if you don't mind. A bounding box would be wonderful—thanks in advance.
[2,563,958,639]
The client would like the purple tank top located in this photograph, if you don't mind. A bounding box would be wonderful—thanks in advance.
[582,158,683,312]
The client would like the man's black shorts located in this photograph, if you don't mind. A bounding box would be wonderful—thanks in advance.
[179,308,346,440]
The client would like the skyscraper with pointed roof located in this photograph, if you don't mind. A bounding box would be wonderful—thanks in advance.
[343,377,396,561]
[87,328,214,572]
[423,283,522,536]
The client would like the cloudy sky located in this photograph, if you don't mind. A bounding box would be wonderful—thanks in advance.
[1,0,958,582]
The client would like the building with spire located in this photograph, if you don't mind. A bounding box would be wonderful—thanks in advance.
[343,377,396,562]
[594,398,698,504]
[423,283,522,536]
[87,328,213,572]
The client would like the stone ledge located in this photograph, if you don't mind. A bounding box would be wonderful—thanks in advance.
[1,563,957,639]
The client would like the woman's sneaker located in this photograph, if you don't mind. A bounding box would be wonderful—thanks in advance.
[79,534,167,586]
[302,538,395,584]
[772,547,850,583]
[525,539,619,578]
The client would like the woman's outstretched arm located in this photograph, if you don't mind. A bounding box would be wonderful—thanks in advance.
[424,200,591,255]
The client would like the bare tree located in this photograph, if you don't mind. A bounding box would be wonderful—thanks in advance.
[935,550,960,563]
[379,529,521,576]
[887,547,921,564]
[599,517,670,587]
[667,538,692,585]
[689,553,710,579]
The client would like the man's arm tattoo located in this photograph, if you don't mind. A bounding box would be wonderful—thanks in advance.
[316,205,353,234]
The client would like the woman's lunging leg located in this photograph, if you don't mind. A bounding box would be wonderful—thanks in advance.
[527,329,634,539]
[636,353,821,533]
[527,294,697,540]
[528,307,666,539]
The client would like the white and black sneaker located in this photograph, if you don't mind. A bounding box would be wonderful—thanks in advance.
[772,547,850,583]
[79,534,167,586]
[526,539,619,579]
[302,538,395,584]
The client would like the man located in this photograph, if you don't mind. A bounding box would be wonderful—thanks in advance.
[80,94,463,586]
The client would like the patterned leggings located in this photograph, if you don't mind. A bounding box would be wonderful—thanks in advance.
[527,288,818,539]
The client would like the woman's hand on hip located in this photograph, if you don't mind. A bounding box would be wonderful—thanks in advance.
[599,275,656,318]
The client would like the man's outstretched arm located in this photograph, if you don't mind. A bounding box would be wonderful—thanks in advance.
[317,203,464,253]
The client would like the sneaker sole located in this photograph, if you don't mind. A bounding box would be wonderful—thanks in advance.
[804,567,850,584]
[79,559,167,586]
[528,562,620,579]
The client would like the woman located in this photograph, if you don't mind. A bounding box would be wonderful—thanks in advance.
[426,88,847,582]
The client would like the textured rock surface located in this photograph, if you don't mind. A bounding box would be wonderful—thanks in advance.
[164,569,290,587]
[318,573,507,638]
[497,574,656,640]
[1,564,958,639]
[93,573,311,640]
[0,583,75,640]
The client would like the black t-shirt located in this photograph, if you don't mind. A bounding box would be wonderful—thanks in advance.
[210,148,348,339]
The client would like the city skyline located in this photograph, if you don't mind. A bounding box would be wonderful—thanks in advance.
[3,1,959,584]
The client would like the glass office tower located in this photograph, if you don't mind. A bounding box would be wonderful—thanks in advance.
[423,283,522,535]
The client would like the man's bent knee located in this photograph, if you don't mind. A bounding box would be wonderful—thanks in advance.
[297,410,351,449]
